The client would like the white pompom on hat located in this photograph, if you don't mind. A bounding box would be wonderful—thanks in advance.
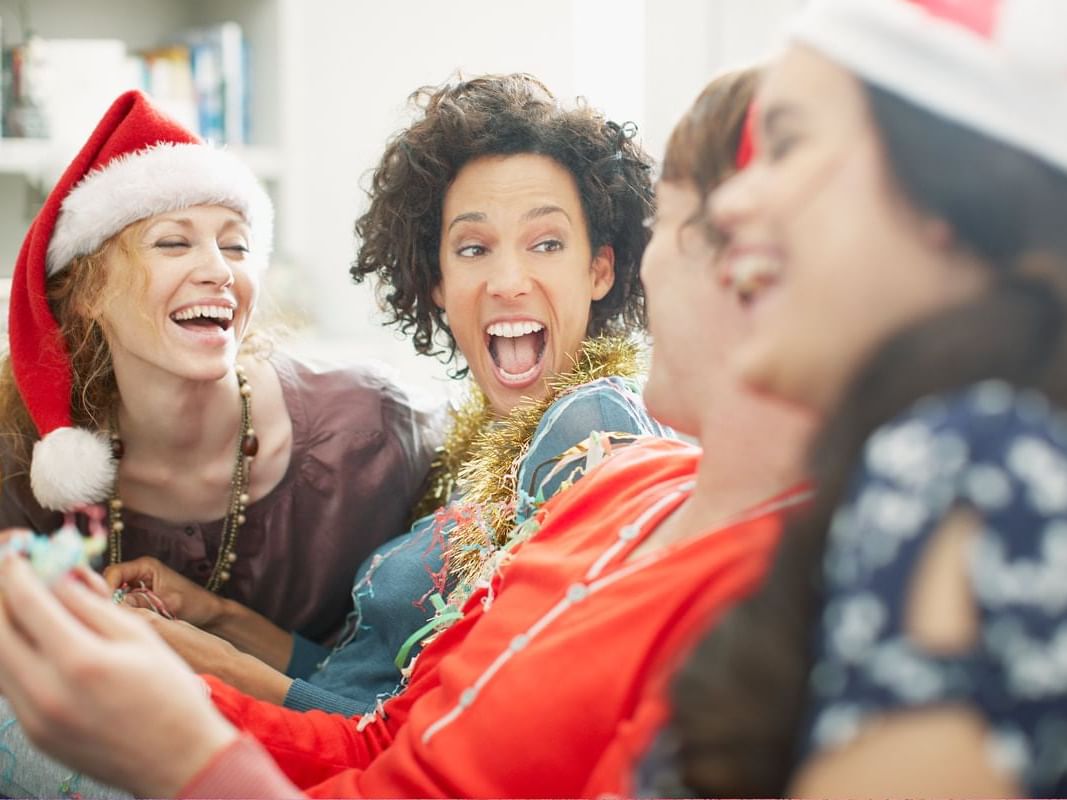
[789,0,1067,172]
[10,90,273,512]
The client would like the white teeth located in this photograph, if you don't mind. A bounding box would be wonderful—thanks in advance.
[731,256,782,296]
[170,305,235,322]
[486,320,545,338]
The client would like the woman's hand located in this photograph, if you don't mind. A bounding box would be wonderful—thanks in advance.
[138,613,243,674]
[105,556,296,674]
[138,613,293,704]
[104,555,223,627]
[0,554,237,798]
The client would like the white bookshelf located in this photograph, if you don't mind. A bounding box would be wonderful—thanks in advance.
[0,0,293,275]
[0,138,283,180]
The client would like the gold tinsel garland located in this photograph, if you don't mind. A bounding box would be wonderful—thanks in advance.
[411,335,643,590]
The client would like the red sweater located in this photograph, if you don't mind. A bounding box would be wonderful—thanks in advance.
[185,439,799,798]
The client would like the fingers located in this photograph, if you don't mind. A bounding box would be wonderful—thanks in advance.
[69,564,111,598]
[51,576,152,642]
[0,556,96,663]
[102,556,162,590]
[0,565,44,693]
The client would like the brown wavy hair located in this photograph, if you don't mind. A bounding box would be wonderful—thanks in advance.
[0,222,270,477]
[352,73,655,375]
[0,228,144,475]
[661,67,760,216]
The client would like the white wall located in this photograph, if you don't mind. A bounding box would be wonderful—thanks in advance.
[279,0,803,396]
[280,0,582,395]
[0,0,802,396]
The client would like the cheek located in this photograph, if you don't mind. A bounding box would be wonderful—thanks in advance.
[241,269,261,302]
[435,281,481,342]
[639,239,669,288]
[559,261,599,322]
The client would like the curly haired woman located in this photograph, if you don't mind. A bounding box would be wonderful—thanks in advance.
[87,72,669,717]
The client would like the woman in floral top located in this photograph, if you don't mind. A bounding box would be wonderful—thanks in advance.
[651,0,1067,797]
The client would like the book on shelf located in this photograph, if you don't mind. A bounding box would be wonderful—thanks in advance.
[136,44,198,134]
[174,22,248,146]
[1,21,250,147]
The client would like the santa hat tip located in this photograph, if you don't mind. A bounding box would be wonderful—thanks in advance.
[30,427,116,512]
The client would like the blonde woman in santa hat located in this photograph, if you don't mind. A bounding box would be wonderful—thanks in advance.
[0,90,436,653]
[644,0,1067,797]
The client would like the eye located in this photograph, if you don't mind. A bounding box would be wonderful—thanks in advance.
[155,238,189,250]
[222,243,250,255]
[532,239,563,253]
[457,244,488,257]
[766,133,799,162]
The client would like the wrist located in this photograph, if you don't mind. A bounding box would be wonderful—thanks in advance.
[201,595,239,633]
[221,651,293,704]
[159,717,239,798]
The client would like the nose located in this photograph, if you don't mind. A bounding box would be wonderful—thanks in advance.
[192,243,236,288]
[708,165,761,237]
[486,253,533,300]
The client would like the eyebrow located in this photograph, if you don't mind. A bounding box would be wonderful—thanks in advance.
[446,211,487,232]
[145,215,250,235]
[522,205,570,224]
[762,102,802,134]
[446,205,571,233]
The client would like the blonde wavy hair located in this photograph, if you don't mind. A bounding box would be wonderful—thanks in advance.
[0,219,269,476]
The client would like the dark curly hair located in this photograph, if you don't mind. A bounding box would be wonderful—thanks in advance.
[352,73,655,373]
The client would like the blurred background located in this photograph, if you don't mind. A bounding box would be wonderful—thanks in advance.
[0,0,801,399]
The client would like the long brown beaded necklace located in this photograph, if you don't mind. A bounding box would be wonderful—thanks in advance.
[107,364,259,592]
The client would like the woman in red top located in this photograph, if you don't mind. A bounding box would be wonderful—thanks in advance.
[0,68,815,798]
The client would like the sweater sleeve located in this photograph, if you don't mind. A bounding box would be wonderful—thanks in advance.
[201,589,488,795]
[283,678,371,717]
[179,735,302,799]
[285,633,332,680]
[204,673,401,789]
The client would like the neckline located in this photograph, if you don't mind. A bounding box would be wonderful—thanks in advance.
[120,354,301,531]
[593,479,814,579]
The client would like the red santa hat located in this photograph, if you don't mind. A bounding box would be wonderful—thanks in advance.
[10,90,273,512]
[790,0,1067,172]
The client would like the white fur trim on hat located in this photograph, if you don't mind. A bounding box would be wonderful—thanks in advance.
[790,0,1067,173]
[46,142,274,276]
[30,427,116,511]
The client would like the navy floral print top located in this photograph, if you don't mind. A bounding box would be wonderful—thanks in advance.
[804,380,1067,796]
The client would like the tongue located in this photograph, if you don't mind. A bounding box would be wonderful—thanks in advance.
[493,333,541,375]
[176,318,221,330]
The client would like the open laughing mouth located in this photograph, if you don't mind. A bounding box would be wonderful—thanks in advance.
[486,320,547,387]
[728,253,783,306]
[169,304,236,334]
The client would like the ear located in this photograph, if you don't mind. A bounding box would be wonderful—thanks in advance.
[589,245,615,302]
[431,282,445,310]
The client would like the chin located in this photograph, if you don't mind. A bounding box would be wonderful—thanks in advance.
[641,378,677,430]
[646,396,694,437]
[171,355,236,384]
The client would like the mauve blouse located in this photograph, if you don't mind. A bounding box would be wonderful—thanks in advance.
[0,352,441,645]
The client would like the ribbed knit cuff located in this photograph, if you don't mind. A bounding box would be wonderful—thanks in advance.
[178,734,302,798]
[283,678,370,717]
